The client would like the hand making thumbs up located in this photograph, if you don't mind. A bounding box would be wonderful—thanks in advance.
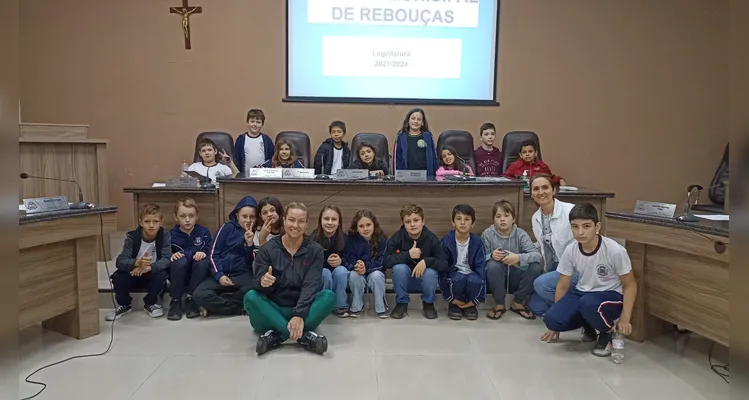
[260,266,276,288]
[409,240,422,259]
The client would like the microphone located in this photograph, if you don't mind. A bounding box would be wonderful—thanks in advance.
[315,151,331,180]
[20,172,91,209]
[451,154,476,182]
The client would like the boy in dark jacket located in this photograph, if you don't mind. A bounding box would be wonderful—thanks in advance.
[233,109,275,174]
[107,203,172,321]
[385,203,449,319]
[440,204,486,321]
[245,202,336,355]
[192,196,258,316]
[167,198,213,320]
[313,120,351,175]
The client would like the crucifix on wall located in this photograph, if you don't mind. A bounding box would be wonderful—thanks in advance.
[169,0,202,50]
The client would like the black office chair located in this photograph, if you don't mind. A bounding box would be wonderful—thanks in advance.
[436,130,476,172]
[276,131,311,168]
[500,131,542,173]
[193,132,235,163]
[691,144,729,213]
[349,133,391,171]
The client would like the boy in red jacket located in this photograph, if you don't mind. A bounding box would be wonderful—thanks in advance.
[503,140,566,185]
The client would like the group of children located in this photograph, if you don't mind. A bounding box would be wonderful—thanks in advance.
[190,108,566,185]
[109,191,636,359]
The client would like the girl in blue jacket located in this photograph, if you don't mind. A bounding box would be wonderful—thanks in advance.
[343,209,389,318]
[310,205,349,317]
[393,108,439,176]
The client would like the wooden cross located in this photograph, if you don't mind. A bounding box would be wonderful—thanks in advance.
[169,0,202,50]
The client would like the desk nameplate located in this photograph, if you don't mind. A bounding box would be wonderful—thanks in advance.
[249,168,283,179]
[335,169,368,180]
[23,196,70,214]
[283,169,315,179]
[634,200,676,218]
[395,170,427,182]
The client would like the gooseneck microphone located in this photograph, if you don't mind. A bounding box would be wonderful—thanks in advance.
[20,172,90,209]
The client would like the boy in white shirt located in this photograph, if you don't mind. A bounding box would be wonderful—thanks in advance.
[188,139,238,185]
[540,203,638,357]
[233,109,275,174]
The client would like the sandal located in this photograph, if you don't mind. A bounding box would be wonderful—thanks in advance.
[510,305,536,320]
[486,306,507,320]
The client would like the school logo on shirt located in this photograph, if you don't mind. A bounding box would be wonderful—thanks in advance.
[417,139,426,148]
[194,237,203,247]
[596,264,611,277]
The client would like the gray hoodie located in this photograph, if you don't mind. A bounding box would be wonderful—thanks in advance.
[480,224,541,271]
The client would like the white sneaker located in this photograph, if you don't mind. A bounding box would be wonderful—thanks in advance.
[106,305,132,321]
[144,304,164,318]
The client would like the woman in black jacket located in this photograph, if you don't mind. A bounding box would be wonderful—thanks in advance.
[244,202,335,355]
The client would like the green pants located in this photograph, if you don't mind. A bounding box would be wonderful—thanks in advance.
[244,289,336,341]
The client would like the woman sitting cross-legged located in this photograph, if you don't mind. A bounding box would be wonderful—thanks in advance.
[244,202,336,356]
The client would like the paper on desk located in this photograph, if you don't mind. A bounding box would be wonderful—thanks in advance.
[695,214,729,221]
[152,183,166,187]
[559,186,579,191]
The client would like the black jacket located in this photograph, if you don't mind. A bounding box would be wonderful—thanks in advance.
[384,225,449,272]
[314,138,351,175]
[115,227,172,273]
[252,236,325,319]
[349,158,389,175]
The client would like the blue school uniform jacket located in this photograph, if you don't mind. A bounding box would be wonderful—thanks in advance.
[393,130,439,176]
[342,233,388,275]
[440,230,487,303]
[209,196,258,280]
[312,232,348,270]
[233,132,275,173]
[170,224,212,260]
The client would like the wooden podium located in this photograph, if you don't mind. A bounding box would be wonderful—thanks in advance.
[19,207,117,339]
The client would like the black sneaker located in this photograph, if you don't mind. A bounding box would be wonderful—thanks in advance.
[462,306,479,320]
[167,299,183,321]
[581,323,597,342]
[390,303,408,319]
[448,303,463,320]
[184,297,200,319]
[298,331,328,355]
[256,330,283,355]
[422,302,438,319]
[591,332,613,357]
[105,304,132,321]
[333,308,350,318]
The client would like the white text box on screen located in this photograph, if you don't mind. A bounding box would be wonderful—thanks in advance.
[321,36,462,79]
[307,0,479,28]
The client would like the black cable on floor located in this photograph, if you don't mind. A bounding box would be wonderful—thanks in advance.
[708,341,729,384]
[20,212,118,400]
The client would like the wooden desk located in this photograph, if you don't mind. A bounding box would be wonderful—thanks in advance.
[20,137,111,260]
[521,187,615,238]
[218,177,525,237]
[606,212,729,346]
[19,206,117,339]
[123,186,220,234]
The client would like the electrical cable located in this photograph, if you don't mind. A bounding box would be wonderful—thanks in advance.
[20,212,117,400]
[708,341,730,384]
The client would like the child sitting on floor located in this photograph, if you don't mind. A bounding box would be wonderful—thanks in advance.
[108,203,172,321]
[482,200,542,320]
[343,209,389,318]
[167,198,213,320]
[439,204,485,321]
[310,205,349,318]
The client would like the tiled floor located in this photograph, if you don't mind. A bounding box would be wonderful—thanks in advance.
[19,307,728,400]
